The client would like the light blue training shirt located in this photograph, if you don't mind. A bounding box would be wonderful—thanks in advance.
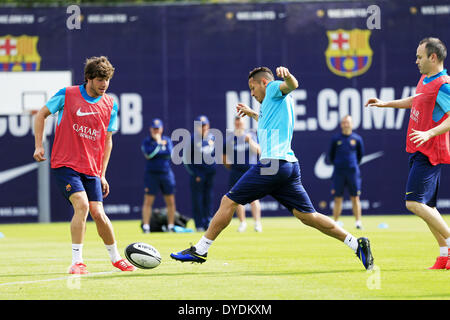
[257,80,298,162]
[424,69,450,122]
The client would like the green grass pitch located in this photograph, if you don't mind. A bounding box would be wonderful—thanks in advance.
[0,215,449,300]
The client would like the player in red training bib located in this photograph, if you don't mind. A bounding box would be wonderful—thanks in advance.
[33,56,135,274]
[365,38,450,270]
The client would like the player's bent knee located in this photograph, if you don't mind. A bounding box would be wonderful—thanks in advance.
[70,194,89,215]
[221,195,239,209]
[89,203,107,222]
[405,200,417,211]
[293,210,316,226]
[73,202,89,216]
[405,200,423,215]
[73,203,89,216]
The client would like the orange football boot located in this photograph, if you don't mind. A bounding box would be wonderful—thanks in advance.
[112,259,136,271]
[69,262,89,274]
[428,256,448,270]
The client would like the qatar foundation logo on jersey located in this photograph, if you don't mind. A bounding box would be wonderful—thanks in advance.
[72,123,99,141]
[410,107,420,123]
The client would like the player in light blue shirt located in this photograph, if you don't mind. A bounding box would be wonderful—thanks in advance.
[171,66,374,271]
[257,80,297,162]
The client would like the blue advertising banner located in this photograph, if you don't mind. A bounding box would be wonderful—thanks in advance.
[0,1,449,223]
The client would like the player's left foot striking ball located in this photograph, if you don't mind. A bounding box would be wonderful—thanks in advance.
[428,256,448,270]
[113,259,136,271]
[356,237,374,270]
[170,246,207,263]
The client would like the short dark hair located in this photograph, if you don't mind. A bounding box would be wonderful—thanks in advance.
[248,67,274,81]
[419,37,447,62]
[84,56,115,82]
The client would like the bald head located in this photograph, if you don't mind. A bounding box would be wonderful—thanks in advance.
[341,115,353,135]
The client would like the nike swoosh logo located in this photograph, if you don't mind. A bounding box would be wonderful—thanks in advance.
[360,151,385,165]
[406,192,413,195]
[314,151,384,180]
[0,163,39,185]
[76,108,99,117]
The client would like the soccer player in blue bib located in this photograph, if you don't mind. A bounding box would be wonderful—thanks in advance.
[171,66,374,270]
[328,115,365,229]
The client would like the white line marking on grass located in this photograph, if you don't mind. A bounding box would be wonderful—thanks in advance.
[0,270,120,287]
[14,258,107,262]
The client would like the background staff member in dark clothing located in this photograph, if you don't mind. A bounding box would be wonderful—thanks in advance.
[140,118,176,233]
[183,115,216,232]
[223,116,262,232]
[328,115,365,230]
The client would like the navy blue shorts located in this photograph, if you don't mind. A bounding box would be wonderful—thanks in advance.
[144,170,176,195]
[226,160,315,213]
[228,169,249,189]
[52,166,103,202]
[332,167,361,197]
[405,152,442,207]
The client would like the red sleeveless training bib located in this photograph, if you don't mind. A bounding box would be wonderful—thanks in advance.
[51,86,114,177]
[406,74,450,165]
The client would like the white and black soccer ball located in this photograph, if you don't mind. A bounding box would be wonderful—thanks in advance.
[124,242,161,269]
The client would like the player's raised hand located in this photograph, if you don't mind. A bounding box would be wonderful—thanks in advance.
[365,98,387,108]
[276,66,291,79]
[33,146,46,162]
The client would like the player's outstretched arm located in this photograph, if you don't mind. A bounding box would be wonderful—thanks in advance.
[277,66,298,95]
[365,96,413,109]
[33,106,51,162]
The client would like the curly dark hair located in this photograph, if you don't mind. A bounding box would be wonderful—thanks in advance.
[84,56,115,82]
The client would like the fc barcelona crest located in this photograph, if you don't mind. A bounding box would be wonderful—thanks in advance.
[0,35,41,71]
[325,29,373,79]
